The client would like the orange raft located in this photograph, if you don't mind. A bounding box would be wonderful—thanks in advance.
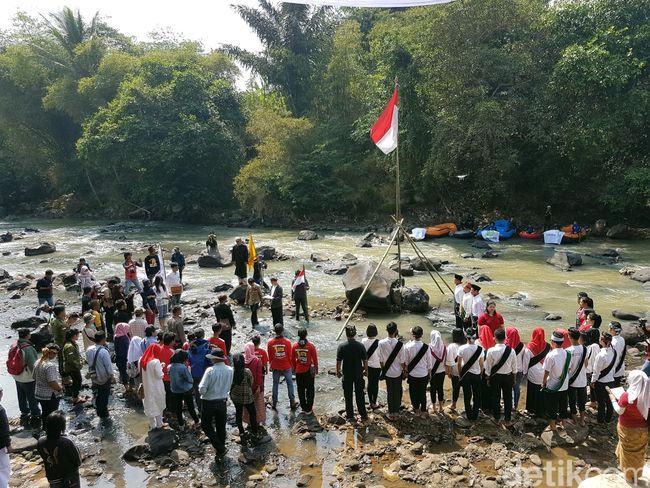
[561,225,588,243]
[425,223,457,238]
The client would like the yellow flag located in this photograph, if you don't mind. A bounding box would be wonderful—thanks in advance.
[247,235,257,269]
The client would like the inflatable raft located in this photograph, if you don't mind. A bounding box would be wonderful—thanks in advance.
[425,223,457,238]
[561,225,587,243]
[519,230,543,239]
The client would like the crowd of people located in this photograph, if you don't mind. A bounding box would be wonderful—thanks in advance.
[1,244,649,486]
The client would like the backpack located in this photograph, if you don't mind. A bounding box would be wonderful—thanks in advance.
[7,341,28,375]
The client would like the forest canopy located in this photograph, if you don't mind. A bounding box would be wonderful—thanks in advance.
[0,0,649,225]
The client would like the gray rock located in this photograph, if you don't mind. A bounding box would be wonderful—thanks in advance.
[213,282,233,292]
[482,251,499,259]
[229,285,248,305]
[631,268,650,283]
[468,272,492,282]
[341,253,357,262]
[411,257,442,271]
[298,230,319,241]
[621,324,645,346]
[256,246,276,260]
[398,287,430,313]
[602,249,620,258]
[0,232,12,242]
[10,434,38,452]
[390,261,414,277]
[342,261,400,312]
[11,316,47,330]
[310,252,329,262]
[356,241,372,248]
[24,242,56,256]
[461,253,474,259]
[544,313,562,321]
[6,279,30,291]
[612,310,644,321]
[324,264,350,276]
[197,253,231,268]
[546,251,582,271]
[123,428,178,461]
[56,272,77,287]
[606,224,632,239]
[471,240,492,249]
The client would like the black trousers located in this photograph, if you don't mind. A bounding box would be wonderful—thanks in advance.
[192,377,202,413]
[250,304,259,326]
[481,375,492,412]
[385,376,403,414]
[544,389,569,421]
[66,370,82,399]
[104,306,115,340]
[221,329,232,355]
[408,375,428,411]
[587,373,596,403]
[454,303,463,328]
[568,386,587,415]
[234,402,258,435]
[296,371,315,412]
[164,381,173,412]
[461,373,481,421]
[38,395,61,430]
[295,297,309,321]
[451,376,461,403]
[271,306,283,326]
[201,399,228,455]
[613,376,622,388]
[95,382,111,419]
[367,367,381,405]
[430,372,445,403]
[595,381,614,423]
[525,380,545,417]
[342,377,366,419]
[173,390,199,425]
[490,374,513,421]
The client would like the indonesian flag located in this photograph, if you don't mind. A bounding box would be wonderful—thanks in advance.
[370,87,399,155]
[292,269,305,291]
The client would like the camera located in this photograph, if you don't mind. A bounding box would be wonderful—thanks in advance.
[636,318,650,338]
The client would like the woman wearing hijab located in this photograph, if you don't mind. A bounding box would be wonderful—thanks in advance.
[127,336,144,391]
[505,327,524,411]
[429,330,447,414]
[554,328,571,349]
[230,353,259,441]
[477,325,495,414]
[140,344,166,430]
[114,322,132,394]
[585,328,601,407]
[168,349,199,427]
[522,327,550,417]
[610,371,650,484]
[243,342,266,424]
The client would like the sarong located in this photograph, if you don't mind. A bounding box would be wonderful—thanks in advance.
[616,424,649,477]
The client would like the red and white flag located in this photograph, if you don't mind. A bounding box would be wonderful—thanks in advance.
[292,269,306,291]
[370,87,399,154]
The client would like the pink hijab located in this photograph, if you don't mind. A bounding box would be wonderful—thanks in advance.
[114,322,130,338]
[244,342,257,364]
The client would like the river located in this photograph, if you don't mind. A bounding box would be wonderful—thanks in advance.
[1,218,648,487]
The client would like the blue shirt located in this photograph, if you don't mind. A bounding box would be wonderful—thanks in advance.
[169,363,194,393]
[199,363,233,401]
[85,345,113,384]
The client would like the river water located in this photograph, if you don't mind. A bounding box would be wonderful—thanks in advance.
[1,218,648,487]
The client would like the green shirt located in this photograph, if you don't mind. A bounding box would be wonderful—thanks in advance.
[50,318,68,348]
[62,342,81,372]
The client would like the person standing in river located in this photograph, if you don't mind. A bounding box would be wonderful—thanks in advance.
[170,247,185,282]
[268,324,298,410]
[453,274,464,328]
[245,278,263,327]
[86,331,115,422]
[199,349,233,459]
[231,238,249,285]
[166,262,183,307]
[336,326,368,422]
[100,279,117,341]
[291,328,318,414]
[9,328,40,423]
[460,282,473,329]
[35,269,54,316]
[123,252,143,293]
[214,295,236,355]
[206,233,219,256]
[144,246,161,283]
[292,269,309,323]
[269,277,283,326]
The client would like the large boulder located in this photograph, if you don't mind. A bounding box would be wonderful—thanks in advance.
[621,324,645,346]
[310,253,329,262]
[342,261,400,312]
[24,242,56,256]
[11,316,47,330]
[546,251,582,271]
[324,263,351,276]
[197,253,231,268]
[212,282,233,293]
[56,272,78,287]
[229,284,248,305]
[411,257,442,271]
[0,269,13,282]
[398,287,430,313]
[578,473,640,488]
[468,272,492,282]
[29,326,52,351]
[606,223,632,239]
[390,262,414,277]
[123,428,178,461]
[0,232,12,243]
[7,279,31,291]
[298,230,319,241]
[612,310,644,321]
[256,246,276,260]
[471,240,492,249]
[631,268,650,283]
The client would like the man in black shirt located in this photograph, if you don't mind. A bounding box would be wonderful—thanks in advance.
[214,294,236,355]
[143,246,161,282]
[231,238,249,285]
[336,326,368,421]
[35,269,54,316]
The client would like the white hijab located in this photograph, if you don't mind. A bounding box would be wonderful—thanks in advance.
[127,336,144,363]
[628,370,650,419]
[429,330,446,361]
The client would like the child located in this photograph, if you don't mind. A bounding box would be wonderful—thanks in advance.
[183,331,195,351]
[168,350,199,427]
[89,299,103,331]
[142,280,157,325]
[142,326,157,352]
[168,305,185,348]
[81,313,96,351]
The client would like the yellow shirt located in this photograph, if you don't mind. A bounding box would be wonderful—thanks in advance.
[92,310,102,330]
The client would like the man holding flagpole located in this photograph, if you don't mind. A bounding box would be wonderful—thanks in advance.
[292,268,309,323]
[231,238,249,285]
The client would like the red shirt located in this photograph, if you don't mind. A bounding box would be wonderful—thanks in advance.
[291,341,318,374]
[267,337,293,371]
[618,392,649,429]
[254,348,269,367]
[158,345,174,382]
[208,337,229,365]
[578,323,591,333]
[477,312,504,334]
[123,259,139,280]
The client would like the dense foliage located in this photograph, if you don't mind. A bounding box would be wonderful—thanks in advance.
[0,0,649,224]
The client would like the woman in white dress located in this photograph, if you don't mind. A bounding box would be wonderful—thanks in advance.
[140,344,166,429]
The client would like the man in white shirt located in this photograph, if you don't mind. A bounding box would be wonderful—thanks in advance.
[457,328,484,421]
[378,322,406,419]
[461,282,474,329]
[453,274,464,328]
[362,324,381,409]
[591,332,617,423]
[166,262,183,306]
[446,329,466,412]
[470,284,485,328]
[404,326,433,417]
[609,321,626,387]
[567,328,588,426]
[542,331,571,432]
[485,328,516,424]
